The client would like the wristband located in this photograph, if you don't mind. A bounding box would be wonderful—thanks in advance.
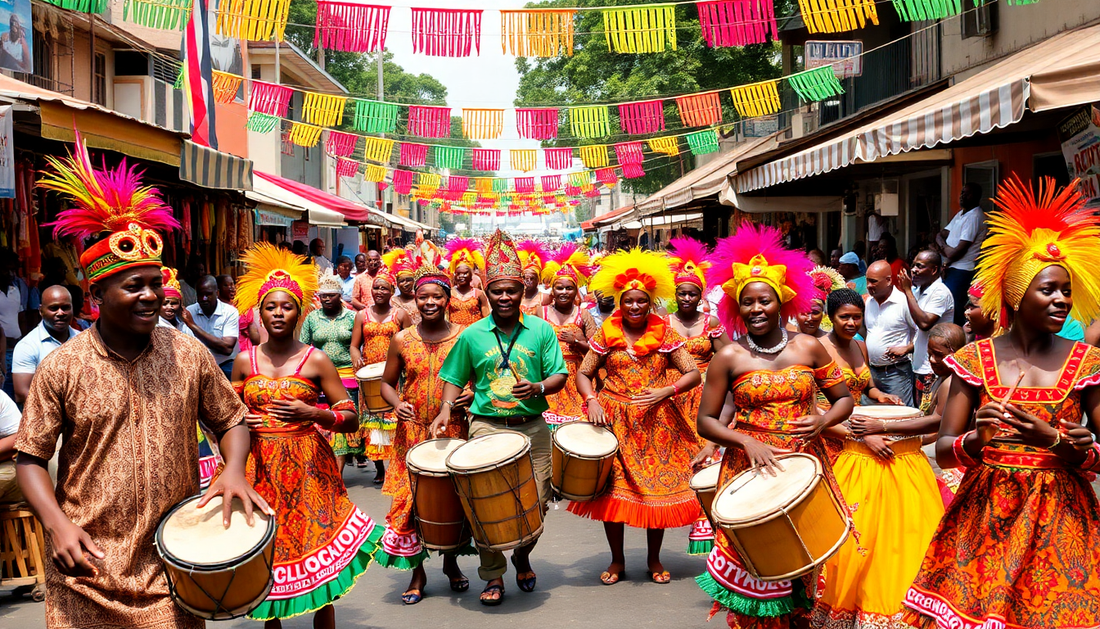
[539,382,545,395]
[672,382,682,396]
[952,430,980,468]
[585,394,598,404]
[330,410,341,426]
[1047,431,1062,450]
[443,399,455,408]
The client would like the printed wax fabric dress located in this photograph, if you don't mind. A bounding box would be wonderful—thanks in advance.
[900,338,1100,629]
[238,346,382,619]
[447,292,483,325]
[818,365,871,464]
[541,305,597,430]
[359,309,402,460]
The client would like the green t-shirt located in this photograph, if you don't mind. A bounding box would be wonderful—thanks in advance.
[439,313,568,418]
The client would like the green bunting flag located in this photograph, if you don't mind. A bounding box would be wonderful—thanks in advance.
[246,112,281,134]
[891,0,961,21]
[351,100,399,134]
[123,0,192,30]
[434,146,465,170]
[685,130,719,156]
[788,66,845,102]
[42,0,107,12]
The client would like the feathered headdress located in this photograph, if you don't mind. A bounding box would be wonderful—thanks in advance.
[706,223,815,335]
[666,237,711,289]
[235,242,319,316]
[589,247,675,305]
[445,237,485,274]
[39,133,178,282]
[516,239,549,276]
[542,242,593,288]
[977,175,1100,324]
[382,247,415,279]
[808,265,846,331]
[161,267,182,301]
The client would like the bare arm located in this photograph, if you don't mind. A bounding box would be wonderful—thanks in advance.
[13,373,32,406]
[430,381,467,436]
[0,433,16,461]
[380,333,410,419]
[349,310,365,369]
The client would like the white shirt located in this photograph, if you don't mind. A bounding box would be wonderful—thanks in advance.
[945,207,985,271]
[868,214,886,241]
[339,275,355,302]
[12,321,77,374]
[315,257,334,274]
[158,317,196,338]
[912,278,955,375]
[186,300,240,365]
[865,287,915,367]
[0,390,19,437]
[0,283,21,339]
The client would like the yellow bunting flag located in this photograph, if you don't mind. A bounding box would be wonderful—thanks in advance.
[476,178,494,193]
[364,164,386,183]
[603,5,677,54]
[462,109,505,140]
[578,145,609,168]
[289,122,323,148]
[798,0,878,34]
[729,80,782,118]
[418,172,442,190]
[647,137,680,156]
[216,0,292,41]
[500,9,576,57]
[302,92,347,127]
[361,137,394,164]
[511,149,538,172]
[212,71,242,105]
[569,106,610,139]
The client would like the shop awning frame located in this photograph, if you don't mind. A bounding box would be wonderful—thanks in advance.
[248,176,347,227]
[255,171,373,223]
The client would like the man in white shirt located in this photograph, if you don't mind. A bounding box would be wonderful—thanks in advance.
[937,183,986,325]
[12,286,78,405]
[310,238,333,274]
[864,261,916,406]
[898,250,955,401]
[867,209,887,254]
[335,256,355,304]
[185,275,240,379]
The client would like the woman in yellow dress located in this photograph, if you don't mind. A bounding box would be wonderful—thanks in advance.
[445,238,489,325]
[538,243,597,430]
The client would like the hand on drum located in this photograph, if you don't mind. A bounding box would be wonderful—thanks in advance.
[395,401,416,421]
[690,442,718,470]
[586,398,607,425]
[267,398,319,424]
[430,413,450,438]
[862,435,895,460]
[48,519,104,577]
[872,392,903,405]
[742,437,788,476]
[849,416,884,436]
[789,414,829,439]
[199,470,273,528]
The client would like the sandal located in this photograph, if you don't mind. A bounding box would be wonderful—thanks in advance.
[479,584,504,606]
[650,571,671,584]
[599,571,623,585]
[449,575,470,592]
[510,555,536,592]
[401,589,422,605]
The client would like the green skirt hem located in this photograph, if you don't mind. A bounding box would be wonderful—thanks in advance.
[695,571,810,618]
[687,539,714,556]
[374,548,429,571]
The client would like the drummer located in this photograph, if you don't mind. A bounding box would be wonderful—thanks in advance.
[431,229,568,607]
[15,138,269,629]
[695,223,854,629]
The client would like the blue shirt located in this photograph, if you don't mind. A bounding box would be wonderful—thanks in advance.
[12,321,78,375]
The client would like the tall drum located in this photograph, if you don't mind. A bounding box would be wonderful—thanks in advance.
[356,363,392,413]
[712,453,850,582]
[689,463,722,526]
[446,433,543,551]
[155,495,276,620]
[552,422,618,501]
[406,438,470,551]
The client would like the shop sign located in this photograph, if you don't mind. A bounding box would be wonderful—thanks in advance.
[805,40,863,79]
[254,208,294,227]
[1058,105,1100,206]
[0,106,11,199]
[291,220,310,242]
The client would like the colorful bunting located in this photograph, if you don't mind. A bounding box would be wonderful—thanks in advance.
[622,163,646,179]
[418,172,442,190]
[603,5,677,54]
[216,0,292,41]
[596,167,618,185]
[124,0,192,30]
[579,145,609,169]
[289,122,323,148]
[407,105,452,137]
[569,171,592,188]
[686,129,720,155]
[729,80,781,117]
[410,8,483,57]
[500,9,576,57]
[614,142,645,165]
[544,147,573,170]
[42,0,107,11]
[890,0,959,21]
[462,108,504,139]
[788,66,845,101]
[696,0,777,46]
[393,169,413,195]
[471,148,501,171]
[248,81,293,118]
[434,145,466,170]
[212,71,242,105]
[800,0,879,32]
[675,92,723,127]
[515,177,535,193]
[314,1,390,52]
[647,136,680,156]
[302,92,347,127]
[476,178,493,193]
[399,142,429,167]
[326,130,358,157]
[516,108,559,140]
[447,176,469,192]
[336,158,360,178]
[365,164,386,183]
[352,99,399,134]
[570,106,610,139]
[618,100,665,135]
[492,178,509,193]
[511,149,538,172]
[246,112,281,134]
[362,137,394,163]
[541,175,561,192]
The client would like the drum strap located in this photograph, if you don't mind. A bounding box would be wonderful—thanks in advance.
[493,323,521,372]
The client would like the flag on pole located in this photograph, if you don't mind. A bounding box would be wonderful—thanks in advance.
[183,0,217,149]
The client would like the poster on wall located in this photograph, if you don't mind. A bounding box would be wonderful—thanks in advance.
[0,0,32,73]
[1057,105,1100,207]
[805,41,863,79]
[0,106,14,199]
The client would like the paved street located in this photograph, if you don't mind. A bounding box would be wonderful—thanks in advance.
[0,466,714,628]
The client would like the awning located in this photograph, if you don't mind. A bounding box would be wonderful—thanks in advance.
[384,211,434,232]
[247,175,347,227]
[255,171,373,222]
[734,23,1100,193]
[586,205,635,231]
[179,141,253,191]
[620,212,704,230]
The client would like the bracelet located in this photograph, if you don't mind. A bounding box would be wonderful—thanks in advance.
[1048,431,1062,450]
[952,430,980,468]
[330,410,341,426]
[539,382,545,395]
[584,394,598,404]
[443,399,455,408]
[672,382,682,396]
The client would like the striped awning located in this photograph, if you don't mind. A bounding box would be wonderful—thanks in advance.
[179,140,254,191]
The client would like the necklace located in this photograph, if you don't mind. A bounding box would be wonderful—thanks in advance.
[747,329,788,354]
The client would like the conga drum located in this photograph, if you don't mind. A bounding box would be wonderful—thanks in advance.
[446,433,543,551]
[551,422,618,501]
[155,495,276,619]
[712,453,850,582]
[689,463,722,526]
[356,362,392,413]
[406,438,470,551]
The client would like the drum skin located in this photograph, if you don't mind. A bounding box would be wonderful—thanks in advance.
[357,363,393,413]
[690,463,721,527]
[407,439,470,551]
[551,424,617,501]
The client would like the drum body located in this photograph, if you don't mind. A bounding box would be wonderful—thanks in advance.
[712,453,850,582]
[551,422,618,501]
[155,495,276,620]
[406,438,470,551]
[689,463,722,526]
[850,405,923,423]
[446,433,544,551]
[356,362,392,413]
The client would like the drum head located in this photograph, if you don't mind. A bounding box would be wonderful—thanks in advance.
[356,362,386,380]
[689,462,722,491]
[407,438,467,474]
[712,453,820,525]
[554,422,618,458]
[158,495,272,568]
[850,405,923,420]
[447,432,529,472]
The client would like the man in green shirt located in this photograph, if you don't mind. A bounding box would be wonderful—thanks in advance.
[433,230,567,607]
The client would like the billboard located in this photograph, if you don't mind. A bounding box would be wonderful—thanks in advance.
[805,40,862,79]
[0,0,32,73]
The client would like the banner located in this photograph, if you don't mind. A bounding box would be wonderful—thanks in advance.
[0,0,32,73]
[0,106,13,199]
[1058,105,1100,207]
[805,40,863,79]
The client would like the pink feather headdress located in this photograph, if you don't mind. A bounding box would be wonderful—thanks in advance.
[666,236,710,289]
[516,239,549,275]
[541,242,593,287]
[445,237,485,274]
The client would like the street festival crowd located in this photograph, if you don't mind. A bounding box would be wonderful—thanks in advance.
[4,137,1100,629]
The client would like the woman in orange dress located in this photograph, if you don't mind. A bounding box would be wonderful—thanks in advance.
[446,238,489,325]
[900,177,1100,629]
[695,224,854,629]
[517,239,549,316]
[539,243,598,430]
[571,248,702,585]
[384,248,420,326]
[231,243,382,626]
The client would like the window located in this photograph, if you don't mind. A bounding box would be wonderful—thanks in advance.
[251,64,262,79]
[281,123,295,156]
[962,1,997,39]
[93,52,107,106]
[962,161,999,212]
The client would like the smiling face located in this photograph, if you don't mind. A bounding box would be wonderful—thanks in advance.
[453,263,473,288]
[738,282,781,337]
[831,303,863,340]
[160,295,182,321]
[619,289,651,329]
[675,283,702,315]
[92,266,164,336]
[552,278,577,307]
[1017,265,1072,334]
[796,300,824,335]
[372,278,394,306]
[260,290,300,338]
[416,283,449,323]
[40,285,73,332]
[397,275,414,297]
[487,280,523,319]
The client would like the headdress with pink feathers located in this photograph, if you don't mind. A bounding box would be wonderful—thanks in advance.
[516,239,549,275]
[541,242,593,287]
[445,237,485,274]
[666,236,710,290]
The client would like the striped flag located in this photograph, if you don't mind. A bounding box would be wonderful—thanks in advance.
[182,0,217,149]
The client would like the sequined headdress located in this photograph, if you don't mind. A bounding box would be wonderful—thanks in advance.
[516,239,549,276]
[589,247,675,304]
[976,175,1100,324]
[235,242,318,315]
[445,237,485,275]
[666,237,711,290]
[161,267,182,300]
[541,242,593,288]
[706,223,816,335]
[317,269,343,295]
[40,134,179,283]
[484,229,523,286]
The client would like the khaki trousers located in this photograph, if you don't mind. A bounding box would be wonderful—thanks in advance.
[0,459,23,503]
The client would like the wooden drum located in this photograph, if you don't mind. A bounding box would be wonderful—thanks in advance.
[446,433,543,551]
[406,438,470,551]
[551,422,618,501]
[689,463,722,527]
[356,363,392,413]
[155,495,276,620]
[712,453,850,582]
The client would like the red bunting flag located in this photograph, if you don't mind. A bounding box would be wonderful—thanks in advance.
[336,158,360,178]
[618,100,665,135]
[410,8,483,57]
[696,0,777,47]
[471,148,500,171]
[399,143,429,167]
[393,169,413,194]
[565,184,581,196]
[515,177,535,193]
[248,81,292,117]
[541,175,561,192]
[326,130,358,158]
[407,105,452,137]
[516,108,559,139]
[614,142,644,165]
[675,92,724,127]
[544,147,573,170]
[596,167,618,185]
[622,163,646,179]
[447,176,469,192]
[314,1,390,52]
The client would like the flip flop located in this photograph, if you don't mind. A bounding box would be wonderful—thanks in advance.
[650,571,671,584]
[510,556,536,592]
[401,589,422,605]
[449,575,470,592]
[479,584,504,606]
[599,571,623,585]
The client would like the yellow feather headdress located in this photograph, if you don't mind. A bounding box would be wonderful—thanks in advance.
[588,247,675,304]
[541,242,593,288]
[235,242,318,316]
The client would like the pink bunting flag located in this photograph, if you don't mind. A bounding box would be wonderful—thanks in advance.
[565,184,581,196]
[622,163,646,179]
[696,0,777,47]
[618,100,665,135]
[541,175,561,192]
[248,81,293,117]
[407,105,452,137]
[516,108,559,139]
[447,176,469,192]
[614,142,645,165]
[544,147,573,170]
[515,177,535,193]
[471,148,500,171]
[399,142,429,167]
[326,131,359,158]
[314,1,390,53]
[410,8,482,57]
[596,167,618,184]
[393,169,413,195]
[585,188,601,197]
[336,158,360,178]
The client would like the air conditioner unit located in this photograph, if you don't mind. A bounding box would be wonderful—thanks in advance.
[874,180,900,216]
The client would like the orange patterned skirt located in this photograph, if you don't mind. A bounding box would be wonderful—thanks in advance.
[544,355,585,430]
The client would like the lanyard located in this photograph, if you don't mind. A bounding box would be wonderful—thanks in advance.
[493,322,521,372]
